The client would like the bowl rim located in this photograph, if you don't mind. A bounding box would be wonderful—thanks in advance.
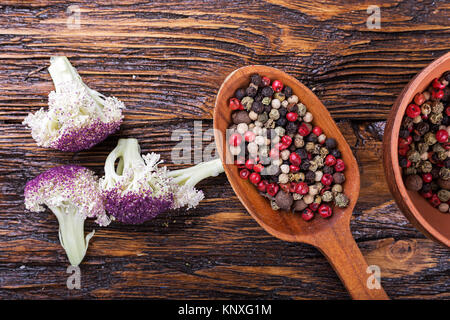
[383,52,450,247]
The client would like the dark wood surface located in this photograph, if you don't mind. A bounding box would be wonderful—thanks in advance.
[0,0,449,299]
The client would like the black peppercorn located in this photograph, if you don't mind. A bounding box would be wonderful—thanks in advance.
[305,171,315,184]
[430,123,440,132]
[432,152,440,163]
[323,165,334,175]
[305,133,318,143]
[250,74,262,86]
[246,85,257,97]
[235,88,246,100]
[431,167,440,179]
[278,107,288,117]
[414,122,429,136]
[261,86,274,97]
[443,71,450,82]
[300,160,310,171]
[283,86,293,98]
[251,101,264,114]
[264,103,271,113]
[285,122,298,134]
[276,117,287,127]
[330,149,341,158]
[413,134,421,142]
[421,183,432,193]
[296,148,308,160]
[399,157,409,168]
[399,129,410,139]
[445,157,450,168]
[254,94,264,102]
[325,138,337,149]
[443,114,449,126]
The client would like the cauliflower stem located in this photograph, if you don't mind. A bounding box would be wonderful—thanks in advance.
[48,204,95,267]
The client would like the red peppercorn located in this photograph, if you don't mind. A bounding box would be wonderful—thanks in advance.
[429,194,441,207]
[405,159,412,168]
[229,98,242,110]
[269,148,279,159]
[312,126,322,136]
[289,152,302,166]
[239,168,250,179]
[271,80,283,92]
[244,130,255,142]
[432,78,445,90]
[245,159,255,170]
[320,186,331,195]
[281,135,292,146]
[318,204,332,218]
[398,136,412,147]
[398,146,408,156]
[289,182,297,193]
[295,182,309,195]
[289,164,300,173]
[414,93,426,106]
[261,76,271,87]
[253,163,264,173]
[277,142,289,151]
[421,191,432,199]
[406,103,421,118]
[432,89,444,100]
[229,133,242,146]
[436,129,448,143]
[446,106,450,117]
[266,183,279,197]
[257,180,268,192]
[422,173,433,183]
[309,203,319,212]
[297,123,310,136]
[301,208,314,221]
[279,183,290,193]
[286,112,298,122]
[321,173,333,186]
[324,155,337,167]
[335,159,345,172]
[249,172,261,184]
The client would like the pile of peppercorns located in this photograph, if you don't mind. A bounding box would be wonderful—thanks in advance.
[227,73,349,221]
[399,71,450,213]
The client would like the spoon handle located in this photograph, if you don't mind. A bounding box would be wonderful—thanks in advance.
[315,223,389,300]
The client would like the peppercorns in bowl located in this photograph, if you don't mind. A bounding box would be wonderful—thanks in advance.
[383,52,450,247]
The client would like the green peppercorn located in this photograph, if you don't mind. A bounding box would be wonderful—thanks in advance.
[273,92,285,102]
[322,191,333,202]
[297,103,307,116]
[262,97,271,105]
[319,147,329,158]
[269,108,280,120]
[305,142,315,153]
[417,142,429,154]
[438,151,447,161]
[429,112,443,124]
[404,167,417,175]
[241,96,254,111]
[437,189,450,202]
[419,160,433,173]
[257,112,268,123]
[439,167,450,180]
[407,150,421,163]
[432,143,445,153]
[424,132,437,145]
[432,101,444,114]
[334,193,349,208]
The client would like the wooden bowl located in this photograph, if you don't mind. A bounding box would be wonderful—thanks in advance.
[214,65,388,299]
[383,52,450,247]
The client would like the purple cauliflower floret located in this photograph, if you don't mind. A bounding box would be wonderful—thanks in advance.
[23,56,124,152]
[100,138,224,224]
[24,165,110,266]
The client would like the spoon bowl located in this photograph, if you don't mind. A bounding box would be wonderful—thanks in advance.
[214,65,388,299]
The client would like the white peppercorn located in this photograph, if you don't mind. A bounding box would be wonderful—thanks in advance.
[280,149,290,161]
[315,171,323,182]
[247,142,258,155]
[255,135,265,146]
[303,112,313,122]
[281,100,289,108]
[269,109,280,120]
[332,184,343,194]
[249,111,258,120]
[236,123,248,135]
[278,173,289,184]
[303,194,314,204]
[271,98,281,109]
[280,164,290,174]
[287,95,299,104]
[318,134,326,144]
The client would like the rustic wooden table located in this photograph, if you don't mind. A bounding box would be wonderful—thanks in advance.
[0,0,449,299]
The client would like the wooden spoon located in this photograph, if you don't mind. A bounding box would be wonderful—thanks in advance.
[213,65,389,300]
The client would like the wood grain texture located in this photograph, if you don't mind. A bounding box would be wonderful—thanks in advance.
[0,0,449,299]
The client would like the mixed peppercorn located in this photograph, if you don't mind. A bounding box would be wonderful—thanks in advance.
[227,73,349,221]
[399,71,450,213]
